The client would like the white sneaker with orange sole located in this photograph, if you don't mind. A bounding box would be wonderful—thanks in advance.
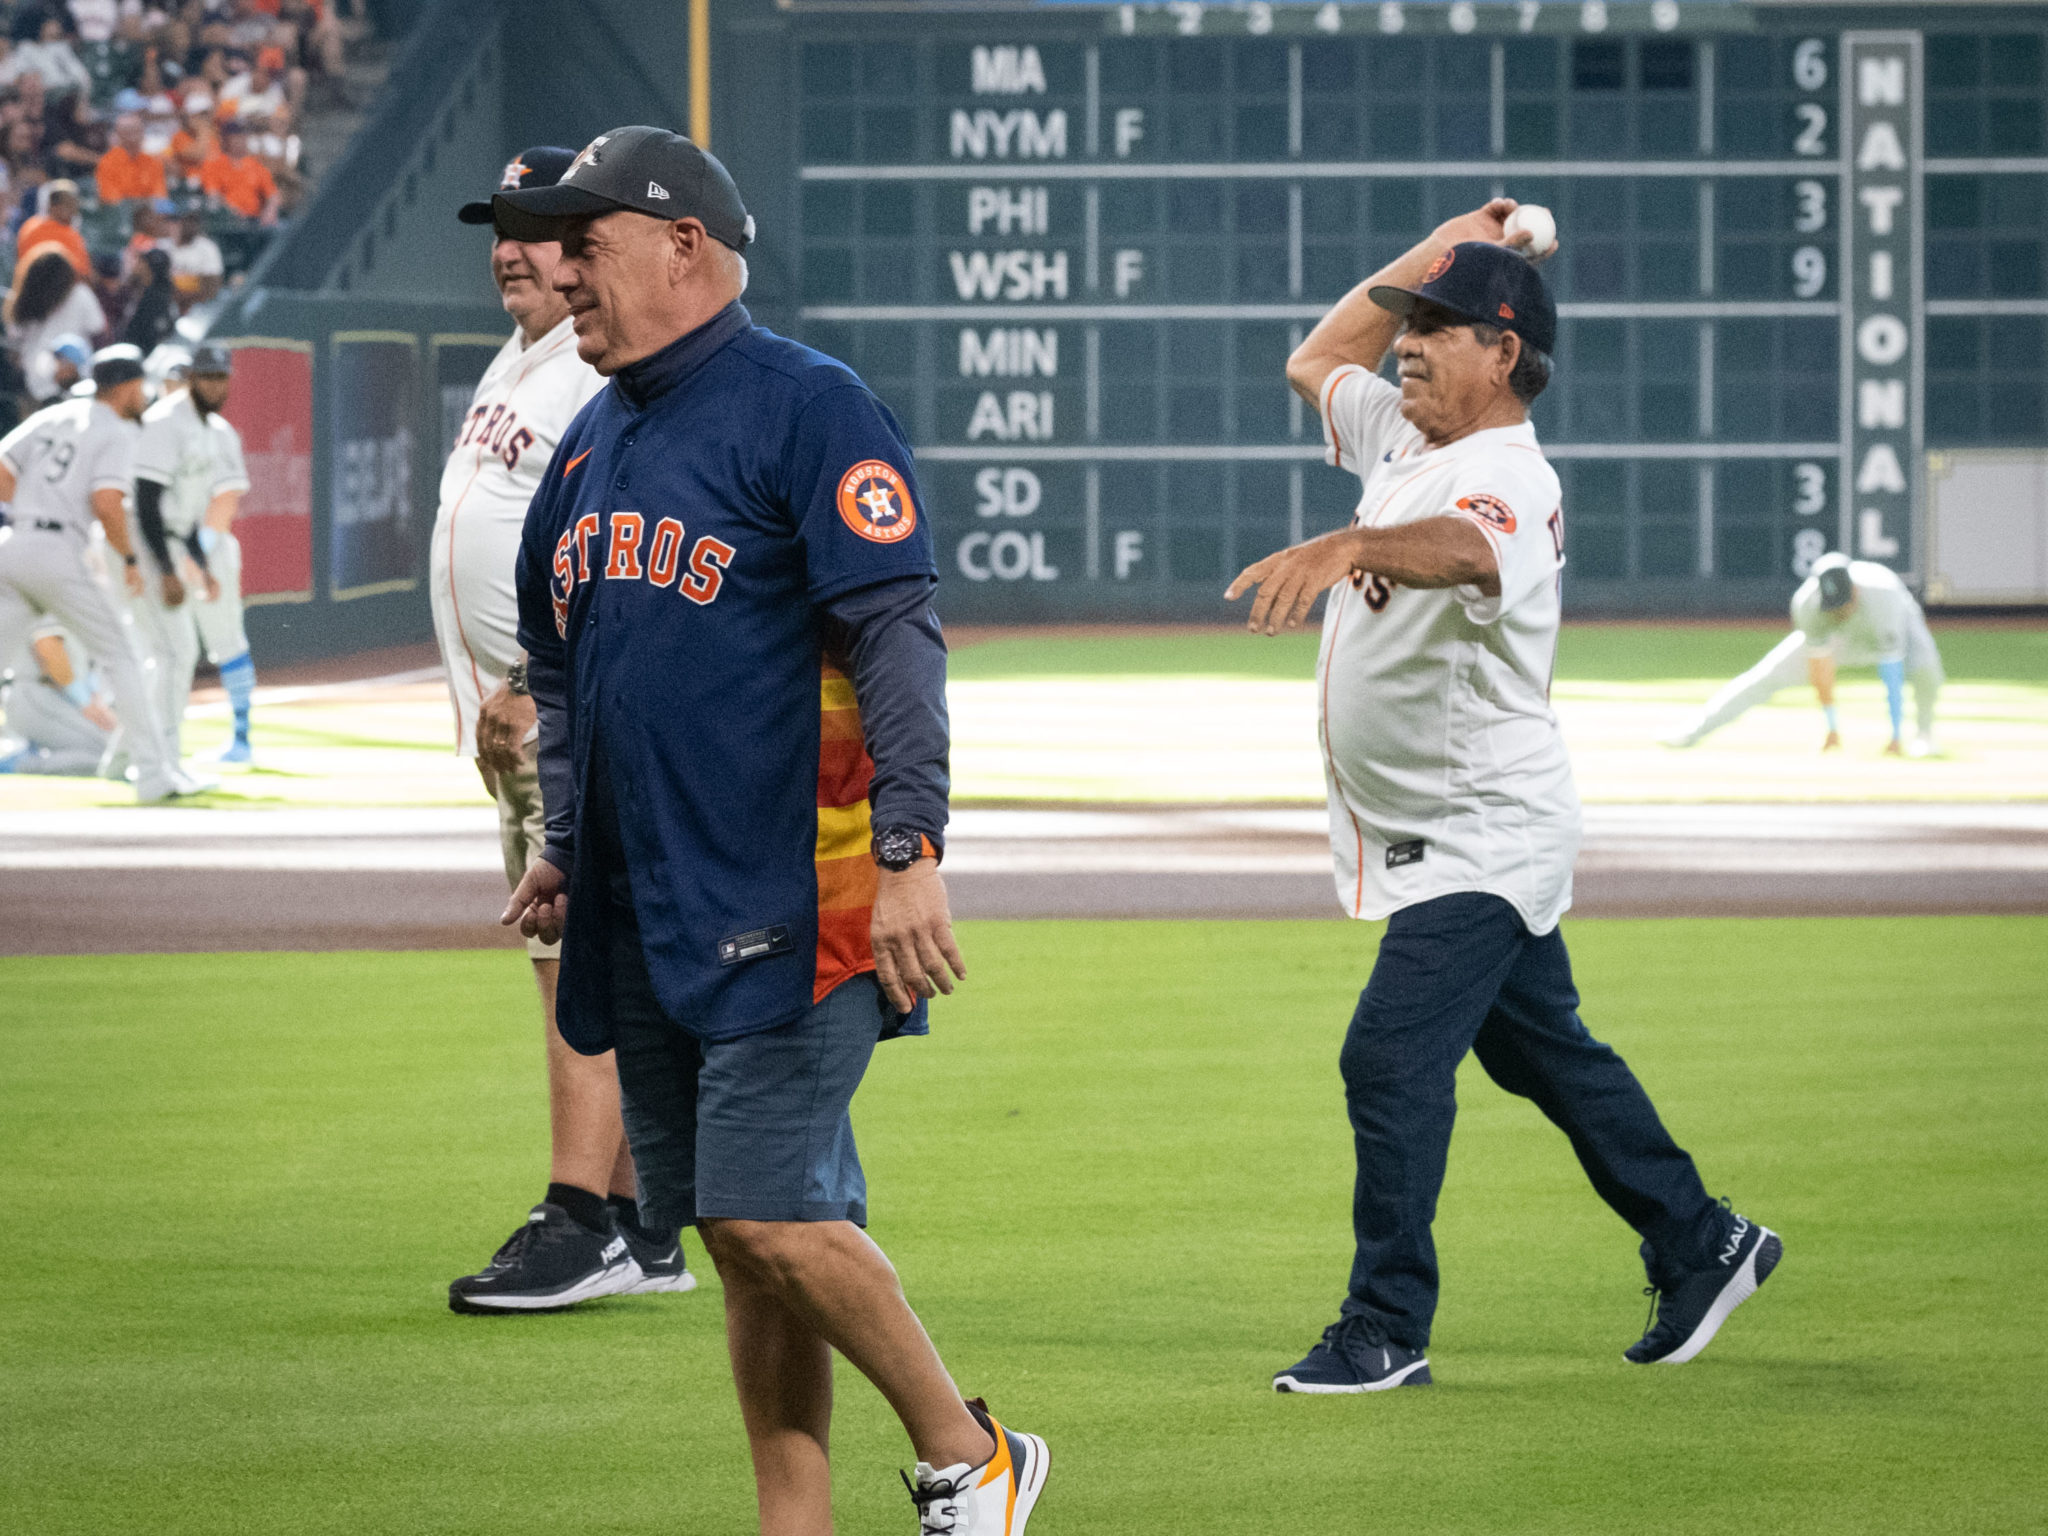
[903,1398,1049,1535]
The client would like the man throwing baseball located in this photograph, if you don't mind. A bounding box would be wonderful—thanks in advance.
[1228,199,1780,1390]
[432,147,694,1313]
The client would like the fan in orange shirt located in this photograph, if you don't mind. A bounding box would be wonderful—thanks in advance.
[15,181,93,277]
[198,123,280,225]
[167,94,219,189]
[97,113,170,204]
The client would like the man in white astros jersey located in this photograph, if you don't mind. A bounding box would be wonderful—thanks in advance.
[431,147,693,1313]
[1228,200,1780,1389]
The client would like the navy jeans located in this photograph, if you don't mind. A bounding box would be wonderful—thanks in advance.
[1339,892,1726,1349]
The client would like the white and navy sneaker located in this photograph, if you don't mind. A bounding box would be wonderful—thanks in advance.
[447,1203,641,1314]
[617,1224,698,1296]
[1626,1211,1783,1364]
[902,1397,1049,1534]
[1273,1313,1432,1393]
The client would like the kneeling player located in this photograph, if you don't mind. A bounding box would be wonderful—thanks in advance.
[0,626,115,774]
[1666,552,1943,756]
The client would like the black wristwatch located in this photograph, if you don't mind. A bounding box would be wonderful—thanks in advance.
[871,826,935,872]
[504,660,530,697]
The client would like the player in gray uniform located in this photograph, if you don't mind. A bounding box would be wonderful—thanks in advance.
[130,344,255,767]
[1665,553,1944,756]
[0,345,185,802]
[0,626,115,774]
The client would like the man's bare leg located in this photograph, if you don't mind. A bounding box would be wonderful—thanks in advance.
[718,1253,836,1535]
[533,957,632,1196]
[702,1218,994,1499]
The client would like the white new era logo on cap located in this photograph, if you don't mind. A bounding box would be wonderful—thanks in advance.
[647,180,670,200]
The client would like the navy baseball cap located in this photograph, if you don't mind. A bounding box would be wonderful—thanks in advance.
[191,343,233,377]
[1369,241,1557,357]
[459,146,577,227]
[1814,552,1856,609]
[492,126,755,250]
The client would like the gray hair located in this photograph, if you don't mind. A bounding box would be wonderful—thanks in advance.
[1471,322,1552,405]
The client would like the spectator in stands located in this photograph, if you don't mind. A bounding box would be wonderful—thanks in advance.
[17,179,91,275]
[249,101,298,207]
[168,92,215,188]
[135,52,180,148]
[216,0,279,54]
[122,194,171,276]
[68,2,123,46]
[71,9,138,105]
[6,242,106,401]
[47,331,89,394]
[283,2,343,68]
[198,120,276,225]
[221,47,284,123]
[2,123,47,242]
[96,110,165,203]
[40,88,102,179]
[165,199,222,305]
[194,45,233,97]
[119,244,176,351]
[1,16,93,100]
[9,68,54,155]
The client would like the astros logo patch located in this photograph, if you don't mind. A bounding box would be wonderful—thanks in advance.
[836,460,917,543]
[1423,248,1456,283]
[1457,492,1517,533]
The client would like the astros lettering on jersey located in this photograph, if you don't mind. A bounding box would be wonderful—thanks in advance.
[429,315,604,757]
[514,302,938,1049]
[1316,363,1577,933]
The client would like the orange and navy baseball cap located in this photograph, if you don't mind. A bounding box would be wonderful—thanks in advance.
[1369,240,1557,357]
[458,146,577,228]
[491,126,755,251]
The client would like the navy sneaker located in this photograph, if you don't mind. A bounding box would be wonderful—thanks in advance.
[617,1223,698,1296]
[447,1203,640,1314]
[1274,1313,1432,1393]
[1626,1210,1783,1364]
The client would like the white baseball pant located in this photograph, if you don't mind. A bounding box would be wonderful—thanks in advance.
[0,525,175,796]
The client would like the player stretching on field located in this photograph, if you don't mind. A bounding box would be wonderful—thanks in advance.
[1229,201,1780,1390]
[1664,551,1944,756]
[0,345,186,803]
[498,128,1047,1535]
[434,147,694,1313]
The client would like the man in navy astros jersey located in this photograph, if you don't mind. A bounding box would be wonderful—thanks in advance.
[497,129,1048,1536]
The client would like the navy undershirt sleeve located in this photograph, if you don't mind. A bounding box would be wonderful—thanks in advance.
[132,478,176,574]
[822,573,950,850]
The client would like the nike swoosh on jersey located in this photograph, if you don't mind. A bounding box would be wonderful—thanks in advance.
[563,448,593,477]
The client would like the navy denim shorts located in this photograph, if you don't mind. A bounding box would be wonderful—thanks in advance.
[607,917,886,1231]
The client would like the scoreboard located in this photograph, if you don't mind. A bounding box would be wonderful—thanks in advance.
[741,0,2048,619]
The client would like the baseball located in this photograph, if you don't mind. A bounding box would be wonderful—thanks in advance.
[1504,203,1557,262]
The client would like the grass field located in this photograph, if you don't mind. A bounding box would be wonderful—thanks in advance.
[5,919,2044,1535]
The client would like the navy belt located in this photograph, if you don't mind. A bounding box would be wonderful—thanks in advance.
[32,518,70,533]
